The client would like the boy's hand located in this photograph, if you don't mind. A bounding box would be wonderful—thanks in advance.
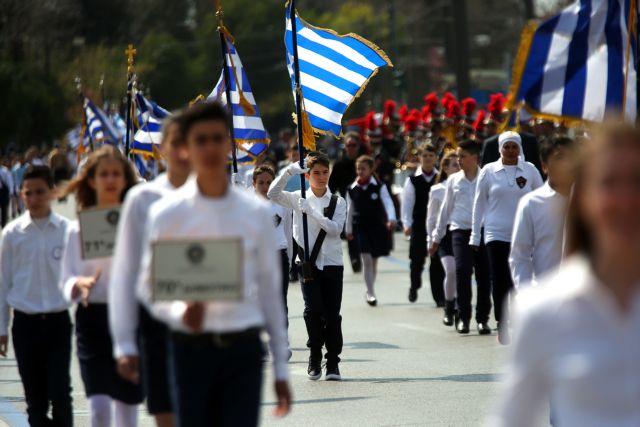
[346,233,354,241]
[0,335,7,357]
[298,199,321,221]
[73,268,102,307]
[183,302,205,333]
[273,380,292,417]
[387,220,396,231]
[429,243,439,257]
[287,163,308,176]
[403,227,412,236]
[117,355,140,384]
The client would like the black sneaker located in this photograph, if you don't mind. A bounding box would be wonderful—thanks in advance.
[408,288,418,303]
[325,362,341,381]
[442,300,456,326]
[307,354,322,380]
[477,322,492,335]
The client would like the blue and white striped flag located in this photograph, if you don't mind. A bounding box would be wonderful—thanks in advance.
[84,98,121,146]
[207,36,270,164]
[284,1,392,138]
[513,0,637,123]
[131,93,170,155]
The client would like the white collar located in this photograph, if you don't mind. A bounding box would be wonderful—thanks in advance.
[415,168,438,178]
[495,158,525,172]
[19,211,61,231]
[349,176,379,190]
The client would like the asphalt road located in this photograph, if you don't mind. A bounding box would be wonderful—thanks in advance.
[0,198,507,426]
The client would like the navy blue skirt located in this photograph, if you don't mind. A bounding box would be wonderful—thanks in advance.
[354,221,391,258]
[438,228,454,258]
[75,303,143,404]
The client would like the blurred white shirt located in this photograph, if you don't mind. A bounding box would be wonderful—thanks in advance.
[491,256,640,427]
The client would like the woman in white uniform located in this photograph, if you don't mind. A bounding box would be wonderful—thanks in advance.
[491,124,640,427]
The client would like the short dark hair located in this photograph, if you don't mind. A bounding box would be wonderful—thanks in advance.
[457,139,482,156]
[356,155,375,169]
[306,151,330,170]
[344,131,361,144]
[539,134,575,163]
[252,165,276,182]
[23,165,54,189]
[419,143,438,155]
[178,101,229,138]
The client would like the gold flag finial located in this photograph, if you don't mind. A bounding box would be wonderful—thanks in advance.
[125,44,137,75]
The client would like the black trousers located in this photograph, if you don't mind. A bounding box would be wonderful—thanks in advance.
[279,249,290,326]
[429,254,446,305]
[0,202,8,229]
[451,229,492,323]
[12,310,73,427]
[409,226,427,290]
[486,241,514,323]
[168,333,264,427]
[138,304,172,415]
[300,266,344,362]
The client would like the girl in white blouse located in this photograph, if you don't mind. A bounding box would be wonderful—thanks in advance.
[471,131,543,344]
[60,146,141,427]
[492,124,640,427]
[426,152,460,326]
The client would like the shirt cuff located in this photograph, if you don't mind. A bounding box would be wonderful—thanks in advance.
[113,340,139,358]
[469,232,481,246]
[273,360,289,381]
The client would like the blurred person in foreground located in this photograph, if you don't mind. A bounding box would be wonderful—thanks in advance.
[491,124,640,427]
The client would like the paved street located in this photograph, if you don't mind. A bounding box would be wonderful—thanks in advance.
[0,199,506,426]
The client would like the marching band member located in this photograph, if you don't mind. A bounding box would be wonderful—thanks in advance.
[140,102,291,426]
[109,115,190,427]
[426,152,460,325]
[401,143,442,305]
[0,165,73,427]
[345,155,396,306]
[492,124,640,427]
[470,131,543,344]
[509,135,575,289]
[269,151,347,381]
[431,141,491,335]
[59,146,142,427]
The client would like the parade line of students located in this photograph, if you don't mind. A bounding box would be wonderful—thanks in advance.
[1,102,640,426]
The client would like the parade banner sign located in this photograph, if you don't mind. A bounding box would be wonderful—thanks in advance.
[79,207,121,259]
[151,239,244,302]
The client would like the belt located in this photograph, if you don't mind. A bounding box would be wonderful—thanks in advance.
[172,327,261,348]
[14,309,68,320]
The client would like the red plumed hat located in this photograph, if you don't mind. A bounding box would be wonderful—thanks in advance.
[446,100,461,119]
[383,100,398,120]
[461,97,477,118]
[405,113,421,133]
[421,105,432,123]
[423,92,439,111]
[441,92,457,107]
[473,109,487,132]
[365,111,377,131]
[487,93,506,121]
[398,104,409,122]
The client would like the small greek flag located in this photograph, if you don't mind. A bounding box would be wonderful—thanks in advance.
[131,93,170,155]
[208,35,270,164]
[84,98,121,146]
[284,1,392,139]
[512,0,637,123]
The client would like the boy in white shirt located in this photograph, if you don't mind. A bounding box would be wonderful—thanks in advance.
[509,135,575,289]
[269,151,347,381]
[140,102,291,426]
[0,165,72,426]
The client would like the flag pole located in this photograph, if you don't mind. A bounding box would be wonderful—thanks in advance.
[216,6,239,174]
[75,76,92,157]
[289,0,312,278]
[124,44,137,160]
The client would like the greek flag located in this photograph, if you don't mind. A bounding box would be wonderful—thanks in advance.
[284,1,392,136]
[131,93,170,155]
[513,0,637,123]
[84,98,121,146]
[208,36,270,164]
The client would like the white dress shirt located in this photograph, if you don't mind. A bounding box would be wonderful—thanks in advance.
[433,169,480,244]
[268,171,346,270]
[491,256,640,427]
[345,177,396,235]
[270,201,291,251]
[108,174,177,358]
[509,182,567,289]
[60,221,113,304]
[141,179,289,380]
[470,159,543,246]
[0,167,14,195]
[0,212,70,335]
[426,181,445,248]
[400,168,437,229]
